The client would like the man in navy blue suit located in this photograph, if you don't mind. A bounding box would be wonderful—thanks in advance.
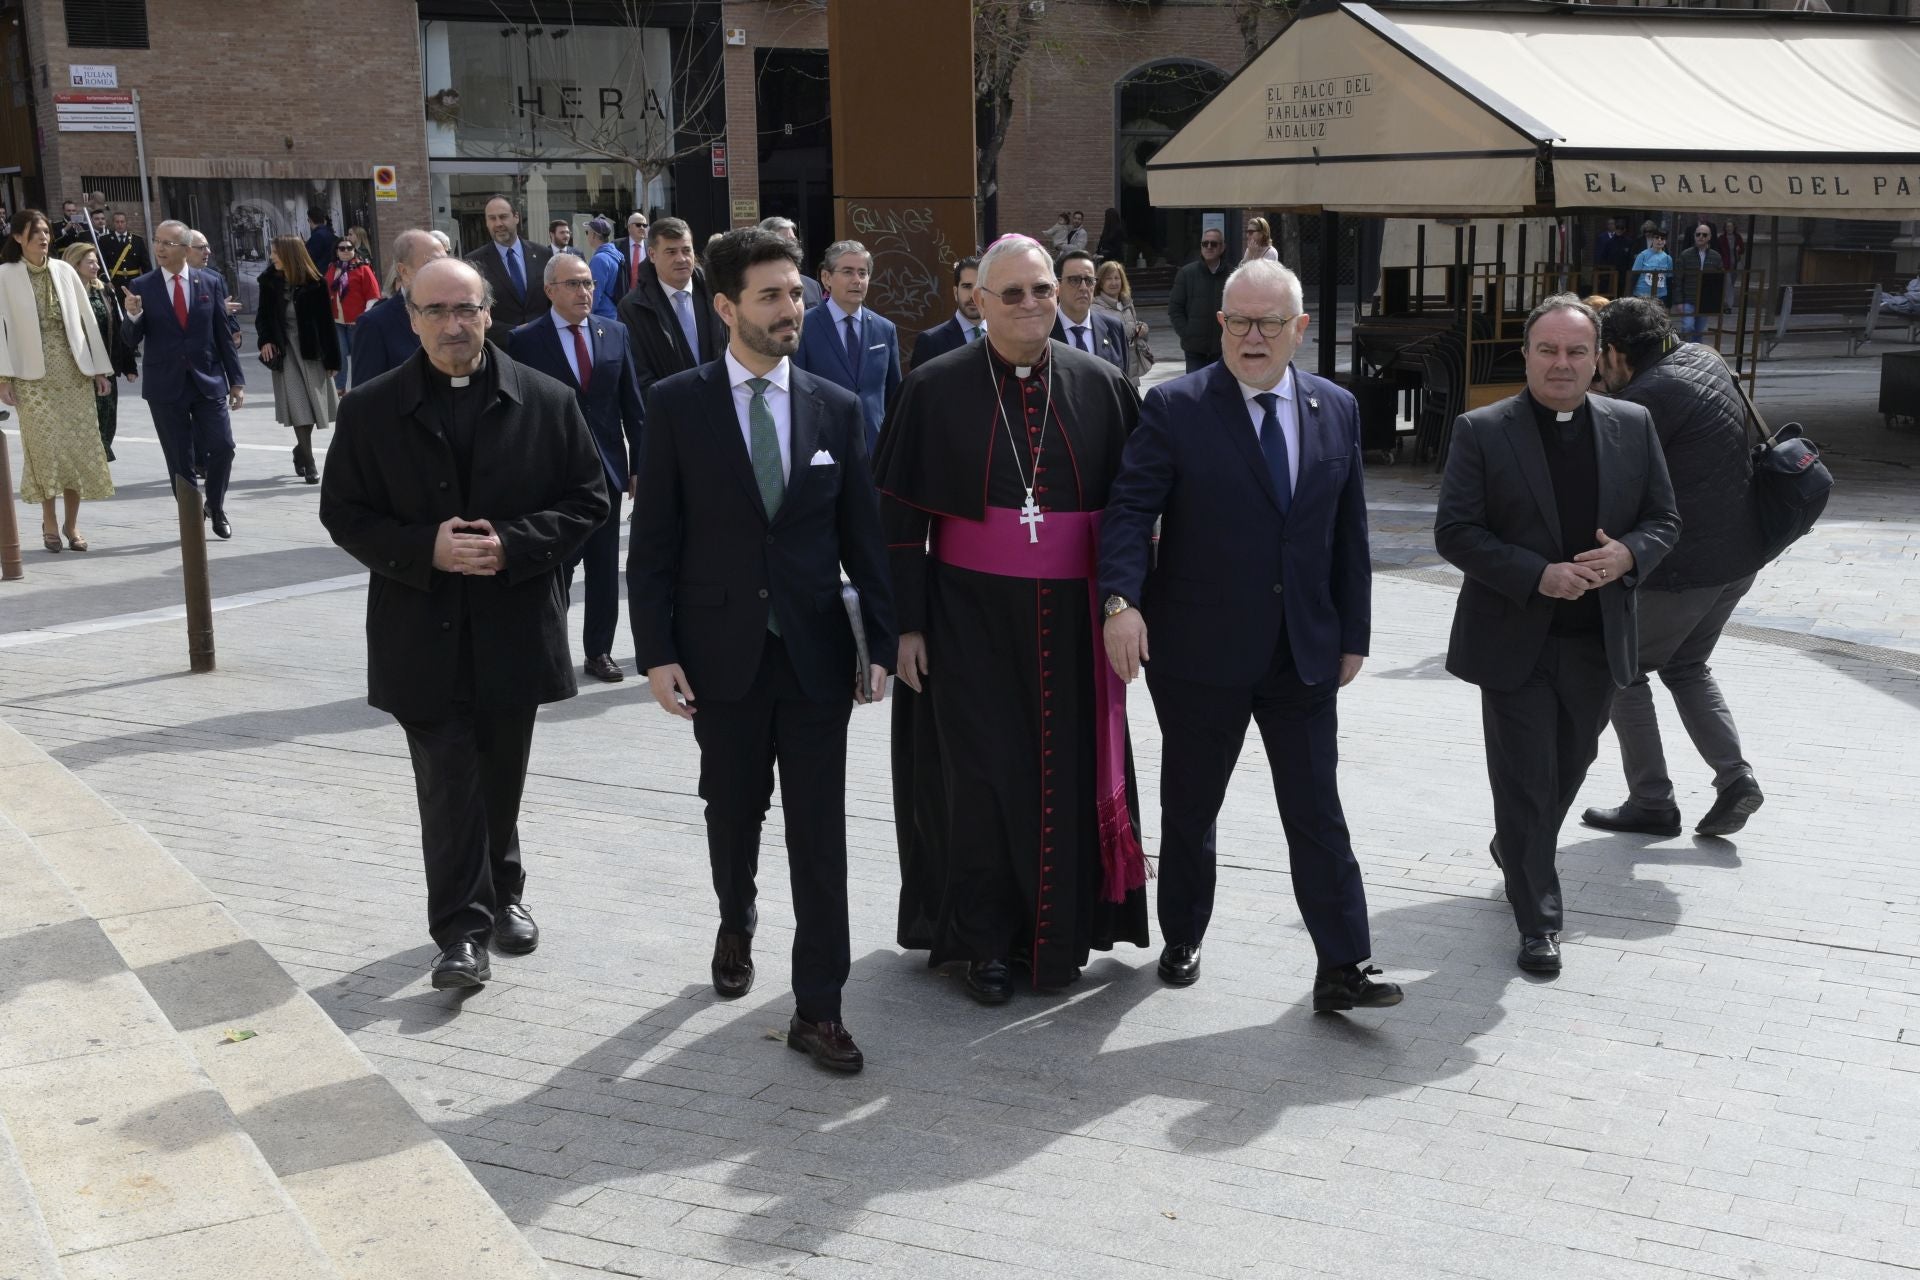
[1099,257,1402,1014]
[505,251,646,684]
[907,255,982,371]
[791,239,900,451]
[352,229,447,389]
[1050,249,1128,374]
[122,219,247,538]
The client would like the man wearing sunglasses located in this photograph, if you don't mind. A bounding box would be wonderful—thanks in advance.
[874,233,1150,1005]
[1100,257,1401,1013]
[1168,226,1230,374]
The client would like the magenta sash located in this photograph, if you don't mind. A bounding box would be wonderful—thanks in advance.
[932,507,1147,903]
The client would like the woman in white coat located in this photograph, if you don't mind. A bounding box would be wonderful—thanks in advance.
[0,209,114,551]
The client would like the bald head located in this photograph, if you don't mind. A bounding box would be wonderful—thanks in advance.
[407,258,493,376]
[392,227,447,290]
[185,229,211,269]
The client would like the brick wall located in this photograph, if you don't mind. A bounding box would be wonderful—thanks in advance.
[720,0,828,227]
[23,0,430,238]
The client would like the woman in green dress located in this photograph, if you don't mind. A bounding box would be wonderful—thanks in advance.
[0,209,115,551]
[61,240,139,464]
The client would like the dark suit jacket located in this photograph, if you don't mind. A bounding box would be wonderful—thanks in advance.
[628,360,897,705]
[612,237,647,296]
[909,314,979,371]
[318,343,611,721]
[255,270,341,371]
[1434,393,1681,692]
[1052,310,1129,375]
[504,312,646,495]
[464,238,553,330]
[1101,363,1370,688]
[123,268,245,403]
[348,294,420,389]
[99,232,153,283]
[791,301,901,451]
[614,260,727,398]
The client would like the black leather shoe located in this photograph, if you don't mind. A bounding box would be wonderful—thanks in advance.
[491,904,539,955]
[1696,776,1763,836]
[711,932,754,998]
[1313,963,1404,1012]
[430,940,490,990]
[1518,934,1562,973]
[1157,943,1201,987]
[787,1015,864,1073]
[964,959,1013,1005]
[585,654,625,683]
[1489,837,1503,870]
[1581,801,1681,837]
[209,511,232,540]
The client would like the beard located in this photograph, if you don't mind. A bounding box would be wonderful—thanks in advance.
[738,312,800,360]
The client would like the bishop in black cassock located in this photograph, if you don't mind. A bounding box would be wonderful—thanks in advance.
[875,235,1150,1001]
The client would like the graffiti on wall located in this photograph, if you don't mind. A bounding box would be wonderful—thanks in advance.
[847,202,956,330]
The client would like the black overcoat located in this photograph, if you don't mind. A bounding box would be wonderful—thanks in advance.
[319,343,611,721]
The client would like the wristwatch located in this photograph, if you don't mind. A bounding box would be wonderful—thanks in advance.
[1103,594,1132,619]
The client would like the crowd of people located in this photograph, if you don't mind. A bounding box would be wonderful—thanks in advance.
[0,192,1769,1075]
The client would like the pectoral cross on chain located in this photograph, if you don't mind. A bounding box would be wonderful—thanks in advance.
[1019,491,1044,543]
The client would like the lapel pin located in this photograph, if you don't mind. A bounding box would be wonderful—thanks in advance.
[1307,395,1320,410]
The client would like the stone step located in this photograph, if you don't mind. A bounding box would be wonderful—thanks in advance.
[0,1111,64,1280]
[0,722,552,1280]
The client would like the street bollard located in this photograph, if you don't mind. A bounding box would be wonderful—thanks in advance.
[0,426,20,581]
[174,479,216,672]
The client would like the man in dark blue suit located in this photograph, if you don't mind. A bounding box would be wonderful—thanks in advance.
[505,251,646,684]
[629,228,895,1074]
[1099,257,1402,1014]
[122,219,247,538]
[1051,249,1129,374]
[791,239,900,452]
[906,255,982,371]
[352,229,447,389]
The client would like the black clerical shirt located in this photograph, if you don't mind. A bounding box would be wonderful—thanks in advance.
[1526,391,1602,636]
[423,352,495,501]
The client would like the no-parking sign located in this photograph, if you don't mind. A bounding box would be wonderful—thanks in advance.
[373,165,398,202]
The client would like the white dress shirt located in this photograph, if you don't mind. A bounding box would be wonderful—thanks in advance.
[726,348,792,482]
[1059,306,1095,353]
[549,308,593,386]
[954,310,984,342]
[825,296,865,335]
[1239,366,1301,496]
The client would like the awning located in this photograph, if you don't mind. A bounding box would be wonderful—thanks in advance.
[1147,1,1920,218]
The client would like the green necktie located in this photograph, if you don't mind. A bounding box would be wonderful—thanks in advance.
[747,376,784,635]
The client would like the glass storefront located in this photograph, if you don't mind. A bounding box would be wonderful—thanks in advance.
[422,19,677,255]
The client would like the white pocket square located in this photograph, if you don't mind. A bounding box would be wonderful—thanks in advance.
[809,449,835,466]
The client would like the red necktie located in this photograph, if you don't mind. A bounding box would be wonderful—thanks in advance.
[172,274,188,329]
[629,245,639,291]
[569,324,592,393]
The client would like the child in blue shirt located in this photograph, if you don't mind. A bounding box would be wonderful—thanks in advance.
[1632,229,1672,302]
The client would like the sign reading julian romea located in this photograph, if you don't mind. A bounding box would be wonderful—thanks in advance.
[1263,74,1373,142]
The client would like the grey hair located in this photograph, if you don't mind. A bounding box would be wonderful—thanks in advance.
[1523,292,1601,346]
[393,228,441,269]
[428,229,452,252]
[976,234,1054,291]
[154,219,187,241]
[1222,257,1303,314]
[759,215,797,237]
[821,239,870,273]
[186,229,210,249]
[542,250,593,284]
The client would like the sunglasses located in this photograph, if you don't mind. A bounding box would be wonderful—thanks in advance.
[987,283,1057,305]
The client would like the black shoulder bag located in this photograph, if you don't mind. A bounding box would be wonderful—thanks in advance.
[1723,357,1833,562]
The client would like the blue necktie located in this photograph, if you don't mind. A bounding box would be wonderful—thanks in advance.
[1071,324,1090,352]
[843,314,863,378]
[505,245,526,301]
[673,290,700,361]
[1254,392,1292,517]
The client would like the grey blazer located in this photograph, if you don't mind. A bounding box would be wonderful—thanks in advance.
[1434,393,1681,692]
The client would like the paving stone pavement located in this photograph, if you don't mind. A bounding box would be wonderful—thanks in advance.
[1,349,1918,1279]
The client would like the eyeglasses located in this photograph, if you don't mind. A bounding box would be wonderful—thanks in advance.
[552,278,594,291]
[987,282,1056,305]
[409,302,486,323]
[1061,274,1097,288]
[1223,314,1298,338]
[1201,240,1224,249]
[337,244,356,252]
[156,239,189,249]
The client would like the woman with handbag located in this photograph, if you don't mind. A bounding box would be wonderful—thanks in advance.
[257,234,341,484]
[1093,260,1153,389]
[60,240,139,463]
[0,210,115,552]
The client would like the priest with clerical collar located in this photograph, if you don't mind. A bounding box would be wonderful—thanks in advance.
[873,233,1150,1004]
[321,257,610,993]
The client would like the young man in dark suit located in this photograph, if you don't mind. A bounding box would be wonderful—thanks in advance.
[1435,294,1680,974]
[1100,258,1401,1013]
[320,258,610,990]
[628,228,896,1073]
[121,219,246,538]
[791,239,901,452]
[907,256,982,371]
[505,251,646,684]
[1051,249,1129,375]
[463,195,552,331]
[614,216,726,400]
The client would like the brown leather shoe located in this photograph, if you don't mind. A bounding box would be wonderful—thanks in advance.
[585,654,625,683]
[711,931,754,998]
[787,1015,864,1073]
